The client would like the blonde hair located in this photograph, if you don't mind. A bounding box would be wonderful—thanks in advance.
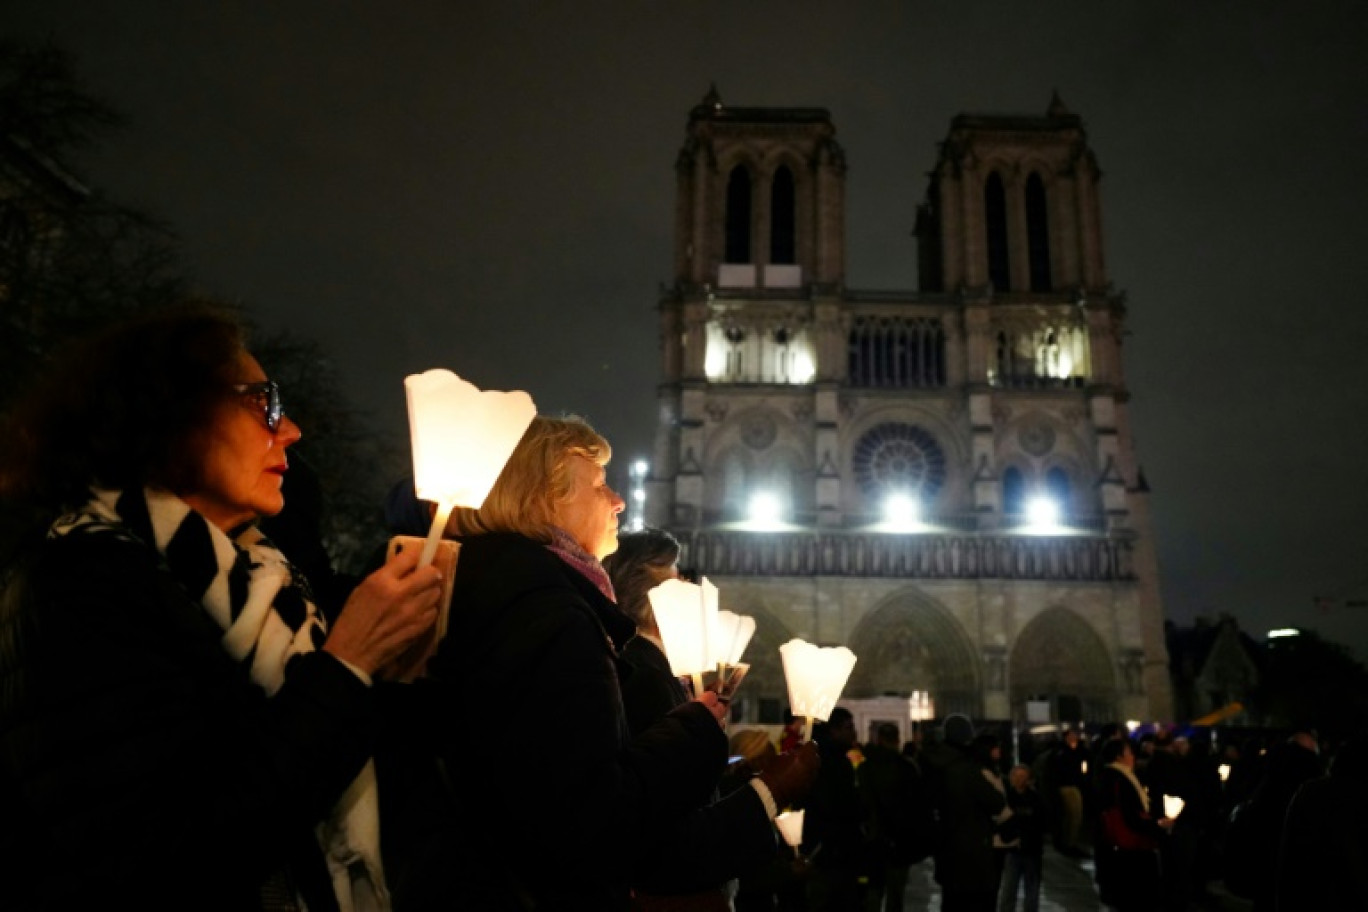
[729,729,777,766]
[445,414,611,543]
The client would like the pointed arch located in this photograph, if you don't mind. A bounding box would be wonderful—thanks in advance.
[985,172,1010,292]
[845,590,982,717]
[1044,465,1071,516]
[1009,606,1117,722]
[1002,465,1026,516]
[770,165,796,264]
[725,164,753,263]
[1026,172,1052,291]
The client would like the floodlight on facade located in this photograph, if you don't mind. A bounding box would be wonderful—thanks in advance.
[627,458,649,531]
[882,493,920,529]
[1024,496,1060,531]
[748,492,784,526]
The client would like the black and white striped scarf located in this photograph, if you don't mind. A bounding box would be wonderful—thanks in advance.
[51,487,389,912]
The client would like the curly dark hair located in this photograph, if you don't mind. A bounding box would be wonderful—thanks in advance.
[602,527,680,627]
[0,300,248,543]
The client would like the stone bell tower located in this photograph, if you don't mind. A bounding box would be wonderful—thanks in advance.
[647,89,1172,726]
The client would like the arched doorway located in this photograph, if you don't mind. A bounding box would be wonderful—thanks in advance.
[846,589,982,718]
[1009,606,1117,723]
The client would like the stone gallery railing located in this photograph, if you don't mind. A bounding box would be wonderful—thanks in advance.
[676,529,1135,582]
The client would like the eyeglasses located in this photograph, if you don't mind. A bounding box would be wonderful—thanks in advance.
[231,380,284,433]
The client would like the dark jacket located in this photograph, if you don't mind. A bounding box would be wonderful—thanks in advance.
[388,533,770,911]
[1094,765,1164,910]
[1001,784,1047,855]
[620,634,690,737]
[619,633,773,905]
[920,739,1006,892]
[858,742,935,866]
[0,529,375,911]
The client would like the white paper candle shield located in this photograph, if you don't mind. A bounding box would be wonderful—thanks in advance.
[716,610,756,665]
[779,638,857,723]
[775,808,805,847]
[1163,794,1185,820]
[404,369,535,509]
[649,577,720,676]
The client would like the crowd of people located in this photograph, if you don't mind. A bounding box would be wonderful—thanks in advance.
[2,303,1365,912]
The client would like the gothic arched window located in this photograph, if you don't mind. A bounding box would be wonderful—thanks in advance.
[770,166,796,264]
[985,172,1010,292]
[1026,173,1052,292]
[1045,466,1071,515]
[1002,466,1026,516]
[725,165,752,264]
[852,423,947,506]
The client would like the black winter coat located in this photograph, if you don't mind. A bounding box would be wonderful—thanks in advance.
[385,533,770,911]
[0,529,375,911]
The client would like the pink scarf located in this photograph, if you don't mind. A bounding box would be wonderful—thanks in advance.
[546,526,616,604]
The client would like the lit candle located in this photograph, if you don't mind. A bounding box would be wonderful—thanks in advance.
[404,369,535,566]
[649,576,720,696]
[1163,794,1185,820]
[779,638,857,741]
[775,808,805,849]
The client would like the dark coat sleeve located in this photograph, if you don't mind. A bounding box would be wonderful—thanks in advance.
[630,781,779,893]
[421,535,730,907]
[0,533,377,906]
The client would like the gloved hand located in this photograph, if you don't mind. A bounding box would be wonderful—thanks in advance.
[760,741,820,810]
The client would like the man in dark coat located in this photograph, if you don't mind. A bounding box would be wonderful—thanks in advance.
[859,722,931,912]
[921,714,1006,912]
[1048,728,1089,857]
[802,706,868,912]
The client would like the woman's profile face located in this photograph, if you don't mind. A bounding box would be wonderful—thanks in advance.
[182,352,302,531]
[553,453,625,560]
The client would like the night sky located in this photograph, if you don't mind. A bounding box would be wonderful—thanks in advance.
[10,2,1368,659]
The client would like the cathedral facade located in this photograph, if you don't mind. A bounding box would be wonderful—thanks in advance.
[646,90,1172,725]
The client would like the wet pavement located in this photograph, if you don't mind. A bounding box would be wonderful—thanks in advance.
[900,845,1256,911]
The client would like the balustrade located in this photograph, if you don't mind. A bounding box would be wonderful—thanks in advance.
[678,529,1134,582]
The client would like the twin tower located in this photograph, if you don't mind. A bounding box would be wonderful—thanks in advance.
[646,89,1172,726]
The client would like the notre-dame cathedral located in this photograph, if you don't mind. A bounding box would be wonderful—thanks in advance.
[644,89,1172,726]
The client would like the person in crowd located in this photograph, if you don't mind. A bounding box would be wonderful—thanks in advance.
[386,415,816,910]
[1221,730,1322,910]
[1274,735,1368,910]
[720,730,811,912]
[801,706,868,912]
[1143,729,1194,911]
[921,714,1007,912]
[1180,732,1225,906]
[973,733,1013,905]
[0,303,444,910]
[1094,737,1172,912]
[1049,727,1090,857]
[859,722,925,912]
[602,526,688,736]
[996,764,1046,912]
[604,525,762,910]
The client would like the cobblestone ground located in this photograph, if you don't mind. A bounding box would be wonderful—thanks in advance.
[899,845,1256,911]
